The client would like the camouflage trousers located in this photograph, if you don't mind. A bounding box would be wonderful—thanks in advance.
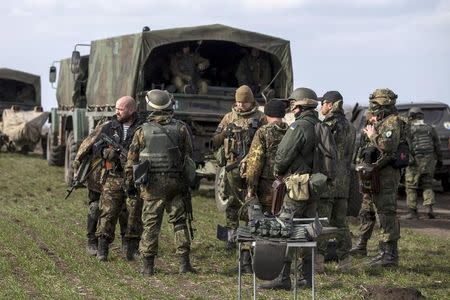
[139,175,190,258]
[359,166,401,243]
[405,157,436,209]
[225,167,246,229]
[356,193,377,241]
[96,174,143,243]
[279,196,317,281]
[317,197,352,260]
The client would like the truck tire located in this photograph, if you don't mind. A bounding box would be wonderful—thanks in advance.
[64,131,79,186]
[347,170,362,217]
[47,132,65,166]
[215,166,228,212]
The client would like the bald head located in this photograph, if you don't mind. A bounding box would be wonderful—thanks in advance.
[115,96,136,123]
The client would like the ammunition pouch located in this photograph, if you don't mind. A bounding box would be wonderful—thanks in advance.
[356,163,380,194]
[285,173,310,201]
[133,160,150,186]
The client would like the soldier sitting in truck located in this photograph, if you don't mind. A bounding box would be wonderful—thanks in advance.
[235,48,273,97]
[170,44,210,95]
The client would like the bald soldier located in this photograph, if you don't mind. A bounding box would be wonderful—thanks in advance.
[94,96,145,261]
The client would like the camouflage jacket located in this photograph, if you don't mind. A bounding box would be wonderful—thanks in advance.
[274,109,319,176]
[125,113,193,186]
[246,122,288,192]
[235,54,271,87]
[410,119,442,161]
[322,102,356,198]
[212,105,266,164]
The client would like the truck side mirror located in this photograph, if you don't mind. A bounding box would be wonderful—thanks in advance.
[49,66,57,83]
[71,50,81,74]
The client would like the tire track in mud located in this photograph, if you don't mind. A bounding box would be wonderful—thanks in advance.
[1,212,98,299]
[0,243,41,298]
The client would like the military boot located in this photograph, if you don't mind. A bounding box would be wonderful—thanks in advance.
[405,208,418,220]
[349,237,368,256]
[97,237,109,262]
[142,256,155,276]
[179,254,197,274]
[258,262,292,291]
[126,239,140,261]
[426,205,435,219]
[370,241,398,267]
[240,250,253,274]
[315,254,325,274]
[86,239,98,256]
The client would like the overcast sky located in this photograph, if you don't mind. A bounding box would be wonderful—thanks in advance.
[1,0,449,110]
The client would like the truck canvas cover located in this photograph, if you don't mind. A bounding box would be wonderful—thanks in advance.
[56,56,89,108]
[0,68,41,109]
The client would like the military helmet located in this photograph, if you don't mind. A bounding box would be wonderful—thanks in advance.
[369,88,398,106]
[145,89,173,110]
[408,106,423,117]
[289,87,318,109]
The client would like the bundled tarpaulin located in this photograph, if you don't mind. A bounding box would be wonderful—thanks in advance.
[1,108,49,149]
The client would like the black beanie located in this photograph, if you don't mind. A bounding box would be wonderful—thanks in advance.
[264,100,286,118]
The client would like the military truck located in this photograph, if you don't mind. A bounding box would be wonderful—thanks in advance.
[48,24,294,187]
[0,68,47,154]
[347,101,450,216]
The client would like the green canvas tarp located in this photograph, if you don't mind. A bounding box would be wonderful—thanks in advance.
[0,68,41,106]
[86,24,293,107]
[56,56,89,108]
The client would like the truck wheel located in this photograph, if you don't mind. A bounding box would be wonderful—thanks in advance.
[64,131,79,186]
[215,166,228,212]
[47,132,65,166]
[347,170,362,217]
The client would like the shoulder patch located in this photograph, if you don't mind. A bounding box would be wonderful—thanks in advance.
[385,130,392,138]
[289,123,298,130]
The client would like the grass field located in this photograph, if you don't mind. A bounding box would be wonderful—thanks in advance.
[0,153,449,299]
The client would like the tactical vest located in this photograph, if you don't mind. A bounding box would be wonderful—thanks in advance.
[260,123,287,179]
[410,121,435,156]
[140,120,183,173]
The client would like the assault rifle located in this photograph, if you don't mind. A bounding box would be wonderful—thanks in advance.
[182,190,195,240]
[65,156,103,199]
[224,124,246,172]
[94,133,128,172]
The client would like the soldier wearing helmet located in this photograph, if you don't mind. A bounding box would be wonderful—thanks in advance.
[125,89,196,276]
[352,88,403,267]
[259,87,319,290]
[405,106,442,219]
[94,96,145,262]
[211,85,266,273]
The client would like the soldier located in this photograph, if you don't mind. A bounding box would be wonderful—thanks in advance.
[170,44,210,94]
[355,88,403,267]
[259,87,319,290]
[405,107,442,219]
[235,48,272,97]
[72,121,129,257]
[212,85,266,252]
[316,91,355,272]
[94,96,144,262]
[125,89,196,276]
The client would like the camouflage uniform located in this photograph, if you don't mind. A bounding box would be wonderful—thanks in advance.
[246,122,288,212]
[235,51,271,96]
[125,112,193,260]
[317,100,355,262]
[405,117,442,214]
[95,114,144,248]
[72,122,128,252]
[170,49,209,94]
[212,105,266,230]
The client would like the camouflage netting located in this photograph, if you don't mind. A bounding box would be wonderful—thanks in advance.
[0,68,41,105]
[86,24,293,107]
[1,109,49,148]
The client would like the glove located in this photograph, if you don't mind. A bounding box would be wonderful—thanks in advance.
[103,147,119,161]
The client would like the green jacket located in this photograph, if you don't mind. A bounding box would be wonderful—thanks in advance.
[274,109,319,176]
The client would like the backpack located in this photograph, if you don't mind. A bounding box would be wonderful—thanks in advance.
[313,122,338,180]
[392,116,411,169]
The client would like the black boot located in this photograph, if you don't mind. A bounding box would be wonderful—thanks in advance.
[86,238,98,256]
[126,239,140,261]
[97,237,109,262]
[258,262,292,291]
[405,208,418,220]
[349,237,368,256]
[240,250,253,274]
[179,254,197,274]
[142,256,155,276]
[371,241,398,267]
[426,205,435,219]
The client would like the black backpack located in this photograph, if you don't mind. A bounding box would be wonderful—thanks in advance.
[313,122,338,180]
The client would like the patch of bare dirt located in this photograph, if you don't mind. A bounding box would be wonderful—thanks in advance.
[361,285,426,299]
